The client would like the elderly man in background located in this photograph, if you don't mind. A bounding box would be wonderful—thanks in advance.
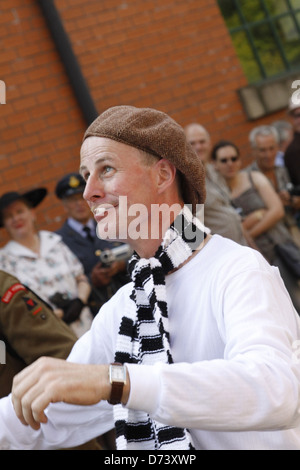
[247,125,300,246]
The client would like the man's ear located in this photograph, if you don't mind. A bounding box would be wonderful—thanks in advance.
[154,159,177,194]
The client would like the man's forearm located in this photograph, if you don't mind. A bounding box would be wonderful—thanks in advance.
[11,357,127,430]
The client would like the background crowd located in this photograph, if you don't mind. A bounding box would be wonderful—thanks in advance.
[185,97,300,313]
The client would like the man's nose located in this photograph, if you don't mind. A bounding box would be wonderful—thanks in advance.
[83,175,105,202]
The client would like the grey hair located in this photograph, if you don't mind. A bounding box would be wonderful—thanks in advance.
[271,120,293,144]
[249,125,279,148]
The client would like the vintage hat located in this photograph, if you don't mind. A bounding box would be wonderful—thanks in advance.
[55,173,86,199]
[0,188,47,227]
[83,105,206,212]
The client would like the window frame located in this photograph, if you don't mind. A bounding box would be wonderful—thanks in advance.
[219,0,300,84]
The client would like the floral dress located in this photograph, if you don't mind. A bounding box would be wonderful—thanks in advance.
[0,231,93,337]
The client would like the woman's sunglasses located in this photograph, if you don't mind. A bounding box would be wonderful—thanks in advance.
[219,156,239,164]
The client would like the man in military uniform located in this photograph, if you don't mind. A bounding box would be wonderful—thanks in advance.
[0,269,106,450]
[0,270,77,397]
[55,173,130,316]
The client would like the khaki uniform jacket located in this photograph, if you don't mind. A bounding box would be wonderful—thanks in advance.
[0,270,77,398]
[0,270,105,450]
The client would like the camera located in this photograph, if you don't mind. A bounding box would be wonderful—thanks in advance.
[95,244,133,267]
[286,183,300,196]
[49,292,71,309]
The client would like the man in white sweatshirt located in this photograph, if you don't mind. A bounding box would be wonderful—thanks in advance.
[1,106,300,450]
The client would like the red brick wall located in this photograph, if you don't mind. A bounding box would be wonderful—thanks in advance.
[0,0,288,244]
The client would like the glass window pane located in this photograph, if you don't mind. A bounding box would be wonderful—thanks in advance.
[264,0,289,15]
[238,0,266,22]
[218,0,300,83]
[290,0,300,9]
[251,22,286,77]
[231,30,263,82]
[217,0,242,28]
[275,14,300,67]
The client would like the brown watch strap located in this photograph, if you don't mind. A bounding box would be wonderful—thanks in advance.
[108,381,124,405]
[108,363,126,405]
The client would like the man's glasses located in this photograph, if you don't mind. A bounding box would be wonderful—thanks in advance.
[219,156,239,164]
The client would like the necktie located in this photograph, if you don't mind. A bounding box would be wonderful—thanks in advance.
[83,226,94,242]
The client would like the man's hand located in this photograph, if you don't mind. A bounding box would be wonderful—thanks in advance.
[11,357,110,430]
[91,261,125,288]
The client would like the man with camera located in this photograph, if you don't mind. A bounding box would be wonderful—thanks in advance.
[55,173,130,316]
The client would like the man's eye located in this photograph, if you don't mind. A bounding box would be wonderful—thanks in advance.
[103,166,113,174]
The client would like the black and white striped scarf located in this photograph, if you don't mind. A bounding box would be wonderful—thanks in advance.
[113,205,206,450]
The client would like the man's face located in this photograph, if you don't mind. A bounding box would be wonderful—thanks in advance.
[185,126,211,163]
[79,137,162,242]
[62,193,91,224]
[290,107,300,133]
[253,134,278,171]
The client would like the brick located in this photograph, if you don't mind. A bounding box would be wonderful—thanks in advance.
[0,11,14,26]
[0,155,12,171]
[1,125,23,142]
[10,149,33,165]
[4,164,27,182]
[13,95,37,111]
[16,132,40,150]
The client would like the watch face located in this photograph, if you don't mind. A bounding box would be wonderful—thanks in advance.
[110,365,126,383]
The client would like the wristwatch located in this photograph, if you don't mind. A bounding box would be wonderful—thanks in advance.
[108,363,127,405]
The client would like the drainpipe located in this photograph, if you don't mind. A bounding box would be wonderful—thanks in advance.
[37,0,98,125]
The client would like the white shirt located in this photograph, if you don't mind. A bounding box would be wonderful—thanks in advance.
[67,217,96,239]
[1,235,300,450]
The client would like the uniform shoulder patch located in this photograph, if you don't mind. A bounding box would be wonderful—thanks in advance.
[22,296,43,316]
[1,283,27,304]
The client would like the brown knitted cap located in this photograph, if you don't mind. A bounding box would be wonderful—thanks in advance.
[83,105,206,211]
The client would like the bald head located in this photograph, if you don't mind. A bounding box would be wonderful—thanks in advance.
[184,123,211,163]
